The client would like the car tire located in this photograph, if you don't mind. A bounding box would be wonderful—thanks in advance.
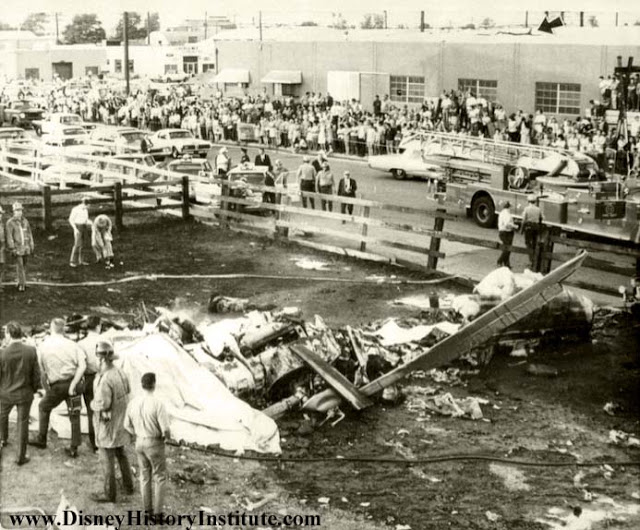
[471,196,496,228]
[392,169,407,180]
[34,126,42,136]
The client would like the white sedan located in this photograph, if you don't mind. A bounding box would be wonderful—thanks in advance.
[368,146,442,180]
[143,129,211,159]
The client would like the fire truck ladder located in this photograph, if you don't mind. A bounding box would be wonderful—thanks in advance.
[403,131,576,167]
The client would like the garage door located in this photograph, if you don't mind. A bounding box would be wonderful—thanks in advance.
[52,61,73,80]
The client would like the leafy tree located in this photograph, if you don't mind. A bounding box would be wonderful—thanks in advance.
[461,23,476,30]
[480,18,495,29]
[113,12,159,40]
[300,21,318,27]
[22,12,48,35]
[330,13,348,30]
[0,20,16,30]
[62,14,106,44]
[361,13,384,29]
[588,16,599,27]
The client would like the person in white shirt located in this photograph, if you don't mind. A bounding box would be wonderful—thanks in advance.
[69,198,92,268]
[497,201,518,269]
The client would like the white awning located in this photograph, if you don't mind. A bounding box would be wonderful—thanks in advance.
[213,69,250,84]
[260,70,302,84]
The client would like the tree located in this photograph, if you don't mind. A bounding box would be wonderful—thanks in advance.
[480,18,495,29]
[461,23,476,30]
[0,20,16,30]
[360,13,384,29]
[588,16,599,27]
[330,13,348,30]
[62,14,106,44]
[113,12,159,41]
[300,21,318,27]
[22,12,49,35]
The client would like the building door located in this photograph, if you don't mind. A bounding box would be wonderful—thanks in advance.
[183,56,198,75]
[52,61,73,80]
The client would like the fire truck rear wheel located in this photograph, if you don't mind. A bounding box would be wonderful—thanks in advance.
[472,195,496,228]
[392,169,407,180]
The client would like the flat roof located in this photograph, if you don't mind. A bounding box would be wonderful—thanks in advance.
[204,25,640,47]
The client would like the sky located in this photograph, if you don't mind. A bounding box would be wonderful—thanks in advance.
[2,0,640,33]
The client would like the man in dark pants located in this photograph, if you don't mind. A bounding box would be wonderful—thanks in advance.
[497,201,517,268]
[0,322,39,465]
[521,195,544,270]
[337,170,358,221]
[78,316,102,452]
[90,341,134,503]
[296,156,317,209]
[29,318,86,458]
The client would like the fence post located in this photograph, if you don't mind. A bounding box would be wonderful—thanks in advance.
[41,185,52,232]
[220,180,229,228]
[181,176,191,220]
[360,205,370,252]
[114,182,124,231]
[427,209,446,270]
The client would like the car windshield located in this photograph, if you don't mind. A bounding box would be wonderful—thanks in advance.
[63,128,87,136]
[170,163,211,174]
[231,173,265,185]
[12,101,36,110]
[60,115,81,124]
[168,131,193,139]
[121,131,145,143]
[61,138,85,146]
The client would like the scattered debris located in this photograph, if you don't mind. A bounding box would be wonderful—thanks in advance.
[292,258,330,270]
[603,402,620,416]
[609,430,640,447]
[485,510,501,522]
[536,497,640,530]
[489,463,531,492]
[526,364,559,377]
[317,497,330,504]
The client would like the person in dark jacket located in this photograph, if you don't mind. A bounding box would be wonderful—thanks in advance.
[337,170,358,219]
[254,148,272,171]
[0,322,40,465]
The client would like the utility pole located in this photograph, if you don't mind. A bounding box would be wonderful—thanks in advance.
[579,11,584,27]
[147,12,150,45]
[524,11,528,28]
[55,13,59,44]
[384,10,388,29]
[204,11,208,40]
[259,11,263,41]
[123,12,130,95]
[420,10,425,32]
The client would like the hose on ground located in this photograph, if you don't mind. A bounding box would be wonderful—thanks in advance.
[167,441,640,468]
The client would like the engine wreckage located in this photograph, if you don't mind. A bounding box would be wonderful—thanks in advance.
[32,253,591,455]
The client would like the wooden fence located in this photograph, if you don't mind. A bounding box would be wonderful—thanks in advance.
[1,146,638,295]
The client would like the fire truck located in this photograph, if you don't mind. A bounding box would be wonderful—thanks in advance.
[397,131,640,244]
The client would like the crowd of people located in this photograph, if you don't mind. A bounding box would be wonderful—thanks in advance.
[0,318,170,517]
[3,74,639,175]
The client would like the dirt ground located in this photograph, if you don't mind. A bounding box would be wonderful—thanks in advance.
[0,215,639,530]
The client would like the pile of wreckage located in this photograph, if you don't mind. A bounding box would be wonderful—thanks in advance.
[27,254,592,455]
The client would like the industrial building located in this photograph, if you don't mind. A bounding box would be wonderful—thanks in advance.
[2,25,640,118]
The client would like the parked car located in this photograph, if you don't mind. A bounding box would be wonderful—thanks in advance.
[33,112,96,136]
[0,99,44,127]
[158,157,218,204]
[90,127,149,154]
[34,164,93,189]
[94,153,158,185]
[368,145,442,180]
[226,165,271,213]
[40,126,112,168]
[143,129,210,159]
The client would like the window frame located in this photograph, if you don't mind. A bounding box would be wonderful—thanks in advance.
[535,82,581,115]
[458,78,498,103]
[390,75,425,105]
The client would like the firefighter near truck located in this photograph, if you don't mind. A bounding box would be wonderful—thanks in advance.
[370,131,640,245]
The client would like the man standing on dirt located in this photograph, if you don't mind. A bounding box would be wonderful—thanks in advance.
[90,341,134,503]
[29,318,86,458]
[497,201,518,269]
[316,161,335,212]
[5,202,34,292]
[78,316,102,452]
[0,322,40,466]
[296,155,317,209]
[69,198,92,268]
[124,372,171,518]
[337,170,358,220]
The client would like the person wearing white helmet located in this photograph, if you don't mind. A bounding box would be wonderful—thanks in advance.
[5,202,34,292]
[215,146,231,177]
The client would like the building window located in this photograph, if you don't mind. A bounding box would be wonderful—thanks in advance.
[390,75,425,104]
[202,63,215,73]
[281,84,297,97]
[165,64,178,74]
[114,59,122,73]
[458,79,498,102]
[535,82,581,115]
[188,36,198,43]
[85,66,99,76]
[25,68,40,80]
